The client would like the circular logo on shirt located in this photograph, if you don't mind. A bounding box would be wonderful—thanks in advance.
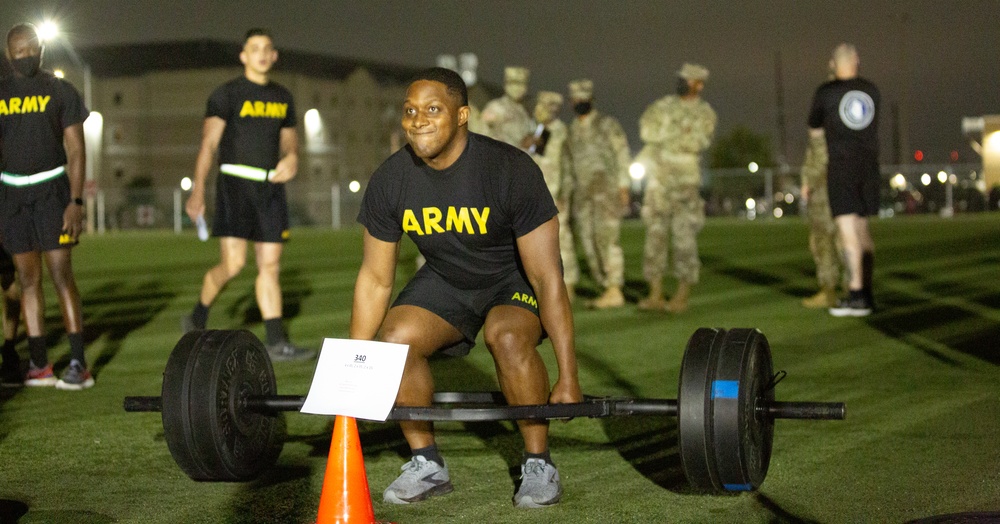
[838,90,875,130]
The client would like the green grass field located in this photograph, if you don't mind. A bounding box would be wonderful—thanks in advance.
[1,214,998,523]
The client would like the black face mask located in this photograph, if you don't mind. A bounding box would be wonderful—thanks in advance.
[10,55,41,77]
[676,77,691,96]
[572,101,592,115]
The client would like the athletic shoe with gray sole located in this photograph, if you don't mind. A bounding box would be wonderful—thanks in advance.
[829,295,873,317]
[383,455,454,504]
[55,360,95,391]
[266,341,315,362]
[513,458,562,508]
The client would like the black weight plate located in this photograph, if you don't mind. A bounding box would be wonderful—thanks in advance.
[711,328,774,492]
[677,327,727,492]
[162,330,285,481]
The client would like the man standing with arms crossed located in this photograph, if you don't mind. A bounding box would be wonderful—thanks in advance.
[566,79,631,309]
[183,29,312,360]
[808,43,880,317]
[636,63,716,313]
[0,23,91,389]
[354,68,581,507]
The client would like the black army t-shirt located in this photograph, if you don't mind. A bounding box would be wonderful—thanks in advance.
[0,72,89,174]
[359,133,558,290]
[808,77,880,162]
[207,77,296,170]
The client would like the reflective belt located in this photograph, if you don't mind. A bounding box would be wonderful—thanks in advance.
[0,166,67,186]
[219,163,275,182]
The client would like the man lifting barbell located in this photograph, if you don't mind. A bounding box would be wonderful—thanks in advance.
[351,67,581,508]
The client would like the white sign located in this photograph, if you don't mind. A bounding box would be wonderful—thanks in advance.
[300,338,409,421]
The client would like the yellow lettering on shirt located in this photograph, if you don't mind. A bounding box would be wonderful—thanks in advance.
[21,96,38,112]
[0,96,51,115]
[402,206,491,236]
[402,209,424,236]
[423,207,444,234]
[239,100,288,119]
[38,95,50,112]
[0,100,7,115]
[8,98,21,114]
[471,208,490,234]
[511,292,537,308]
[445,206,472,233]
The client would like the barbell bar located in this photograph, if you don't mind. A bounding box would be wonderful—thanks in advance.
[123,327,845,492]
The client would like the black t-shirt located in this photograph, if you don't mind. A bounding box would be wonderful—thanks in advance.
[0,71,89,174]
[207,76,296,169]
[358,133,558,290]
[807,77,880,161]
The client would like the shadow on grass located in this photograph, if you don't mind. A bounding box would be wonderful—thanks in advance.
[226,465,315,524]
[0,498,113,523]
[225,268,313,327]
[80,280,176,375]
[701,254,815,299]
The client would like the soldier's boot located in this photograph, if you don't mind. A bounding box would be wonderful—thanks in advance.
[802,287,838,309]
[589,286,625,309]
[665,282,692,314]
[637,281,668,311]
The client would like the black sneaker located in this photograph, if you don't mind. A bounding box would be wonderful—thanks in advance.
[1,357,22,388]
[266,341,315,362]
[829,293,873,317]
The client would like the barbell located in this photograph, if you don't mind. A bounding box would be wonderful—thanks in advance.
[124,327,845,493]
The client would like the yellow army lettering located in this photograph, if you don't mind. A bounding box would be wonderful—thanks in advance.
[402,206,490,236]
[239,100,288,118]
[0,96,52,116]
[511,292,538,308]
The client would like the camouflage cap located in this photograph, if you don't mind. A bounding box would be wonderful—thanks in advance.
[568,79,593,99]
[504,66,530,84]
[678,63,709,82]
[537,91,563,109]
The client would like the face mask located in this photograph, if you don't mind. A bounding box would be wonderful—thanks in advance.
[676,77,691,96]
[572,101,592,115]
[10,55,41,77]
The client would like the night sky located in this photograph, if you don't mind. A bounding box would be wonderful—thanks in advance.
[2,0,998,165]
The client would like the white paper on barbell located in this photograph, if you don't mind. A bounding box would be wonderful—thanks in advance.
[300,338,409,421]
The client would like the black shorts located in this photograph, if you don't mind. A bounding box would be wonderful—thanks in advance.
[827,155,880,217]
[393,266,542,357]
[0,175,78,254]
[0,243,14,276]
[212,173,290,243]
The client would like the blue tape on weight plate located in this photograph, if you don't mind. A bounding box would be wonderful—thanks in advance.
[711,380,739,399]
[724,483,753,491]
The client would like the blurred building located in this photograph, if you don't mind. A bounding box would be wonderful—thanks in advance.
[43,41,498,229]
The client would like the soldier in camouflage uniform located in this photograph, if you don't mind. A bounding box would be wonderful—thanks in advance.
[566,79,632,309]
[637,63,717,313]
[481,66,534,148]
[527,91,578,301]
[800,133,843,308]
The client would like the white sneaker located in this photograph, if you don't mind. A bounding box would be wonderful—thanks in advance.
[513,458,562,508]
[383,455,453,504]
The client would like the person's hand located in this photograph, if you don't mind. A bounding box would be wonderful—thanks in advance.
[549,377,583,405]
[268,155,298,183]
[62,202,84,242]
[185,190,205,223]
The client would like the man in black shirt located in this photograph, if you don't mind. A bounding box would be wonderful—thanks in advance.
[0,23,91,389]
[808,43,880,317]
[183,29,312,361]
[354,68,582,508]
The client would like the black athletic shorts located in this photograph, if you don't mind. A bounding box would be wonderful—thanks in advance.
[392,265,542,357]
[827,155,880,218]
[0,175,79,254]
[212,173,290,243]
[0,243,14,275]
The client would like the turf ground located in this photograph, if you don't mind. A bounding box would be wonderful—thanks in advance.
[0,214,998,523]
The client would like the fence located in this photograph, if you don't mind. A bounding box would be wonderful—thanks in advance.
[82,163,991,234]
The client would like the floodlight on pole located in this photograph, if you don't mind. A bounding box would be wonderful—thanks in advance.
[37,20,59,43]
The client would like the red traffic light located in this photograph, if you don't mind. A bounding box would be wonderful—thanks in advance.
[914,150,924,162]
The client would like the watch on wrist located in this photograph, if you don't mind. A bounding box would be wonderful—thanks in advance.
[73,197,84,206]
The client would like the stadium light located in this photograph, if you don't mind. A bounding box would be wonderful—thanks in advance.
[748,162,759,173]
[53,69,65,78]
[180,177,193,191]
[629,162,646,180]
[349,180,361,193]
[37,20,59,43]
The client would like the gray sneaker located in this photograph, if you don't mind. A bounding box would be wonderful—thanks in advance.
[55,360,95,391]
[265,341,315,362]
[513,458,562,508]
[383,455,453,504]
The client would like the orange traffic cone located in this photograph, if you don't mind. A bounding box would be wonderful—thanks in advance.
[316,415,376,524]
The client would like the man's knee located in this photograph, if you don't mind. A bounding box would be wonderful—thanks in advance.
[484,323,537,367]
[219,258,246,279]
